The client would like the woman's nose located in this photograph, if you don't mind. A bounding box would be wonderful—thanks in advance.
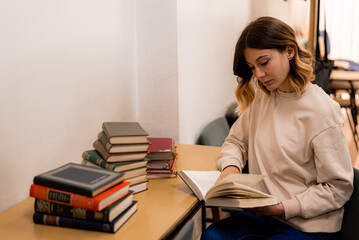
[254,68,265,79]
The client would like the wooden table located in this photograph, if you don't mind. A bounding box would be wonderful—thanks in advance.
[0,143,221,240]
[330,69,359,149]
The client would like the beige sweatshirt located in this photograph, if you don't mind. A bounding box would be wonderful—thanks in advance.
[217,83,354,232]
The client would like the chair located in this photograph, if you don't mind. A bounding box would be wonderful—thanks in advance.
[197,116,230,147]
[338,167,359,240]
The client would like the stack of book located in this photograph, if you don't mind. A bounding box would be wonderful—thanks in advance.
[146,137,177,179]
[29,163,137,233]
[83,122,150,194]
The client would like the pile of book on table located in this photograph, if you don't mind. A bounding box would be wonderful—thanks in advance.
[29,163,137,233]
[82,122,150,194]
[146,137,177,179]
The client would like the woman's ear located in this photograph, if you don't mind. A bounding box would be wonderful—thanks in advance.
[286,45,295,60]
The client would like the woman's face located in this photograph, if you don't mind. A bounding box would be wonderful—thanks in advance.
[243,47,294,92]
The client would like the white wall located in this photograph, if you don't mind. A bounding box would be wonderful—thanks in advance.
[177,0,251,144]
[135,0,179,141]
[0,0,137,212]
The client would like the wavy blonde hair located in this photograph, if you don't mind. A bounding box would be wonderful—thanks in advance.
[233,16,314,113]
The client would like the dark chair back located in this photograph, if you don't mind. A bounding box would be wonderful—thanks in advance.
[339,167,359,240]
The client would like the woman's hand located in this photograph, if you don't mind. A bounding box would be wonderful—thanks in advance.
[244,203,285,217]
[215,165,240,183]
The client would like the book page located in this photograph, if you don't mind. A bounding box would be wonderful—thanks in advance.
[205,173,272,200]
[180,170,221,199]
[217,173,264,187]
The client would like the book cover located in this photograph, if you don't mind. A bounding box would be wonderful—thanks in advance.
[126,174,147,186]
[147,153,177,170]
[33,201,138,233]
[81,159,147,180]
[93,139,147,162]
[178,170,279,208]
[145,152,175,161]
[30,180,130,211]
[102,122,148,144]
[129,181,148,194]
[98,131,150,153]
[147,137,175,152]
[33,163,125,197]
[82,150,148,172]
[146,169,177,179]
[34,191,134,223]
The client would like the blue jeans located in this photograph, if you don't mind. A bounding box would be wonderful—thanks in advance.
[201,211,338,240]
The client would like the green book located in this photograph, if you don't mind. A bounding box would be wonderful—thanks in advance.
[34,191,134,223]
[82,150,148,172]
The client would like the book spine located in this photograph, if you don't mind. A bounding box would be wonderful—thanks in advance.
[33,212,114,233]
[82,150,116,171]
[30,184,100,211]
[34,199,110,222]
[93,139,110,160]
[98,131,112,152]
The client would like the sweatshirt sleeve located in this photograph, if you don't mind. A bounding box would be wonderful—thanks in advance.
[282,124,354,219]
[217,107,250,172]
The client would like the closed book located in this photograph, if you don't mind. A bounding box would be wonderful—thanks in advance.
[126,174,147,186]
[33,163,124,197]
[129,181,148,194]
[102,122,148,144]
[146,172,177,179]
[34,191,134,223]
[33,201,138,233]
[122,167,147,180]
[147,137,175,152]
[82,150,148,172]
[98,131,150,153]
[29,181,130,211]
[145,152,175,161]
[147,153,177,170]
[93,139,147,162]
[82,160,147,181]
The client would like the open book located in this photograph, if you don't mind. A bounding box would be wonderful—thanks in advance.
[178,170,279,208]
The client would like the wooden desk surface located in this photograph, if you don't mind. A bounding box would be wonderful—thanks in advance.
[0,143,221,240]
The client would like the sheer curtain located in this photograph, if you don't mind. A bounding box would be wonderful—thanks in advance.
[320,0,359,62]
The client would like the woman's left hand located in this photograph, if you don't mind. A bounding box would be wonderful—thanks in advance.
[244,203,285,217]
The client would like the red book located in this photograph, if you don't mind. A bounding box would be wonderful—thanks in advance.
[147,137,175,153]
[29,181,130,211]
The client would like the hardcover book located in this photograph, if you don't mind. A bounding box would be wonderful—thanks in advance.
[29,181,130,211]
[145,152,175,161]
[82,150,148,172]
[81,160,147,180]
[178,170,279,208]
[102,122,148,144]
[33,163,125,197]
[147,153,177,170]
[129,181,148,194]
[34,191,134,223]
[93,139,148,162]
[147,137,175,152]
[33,201,138,233]
[98,131,150,153]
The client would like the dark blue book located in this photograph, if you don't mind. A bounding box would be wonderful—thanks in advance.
[33,201,137,233]
[33,163,125,197]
